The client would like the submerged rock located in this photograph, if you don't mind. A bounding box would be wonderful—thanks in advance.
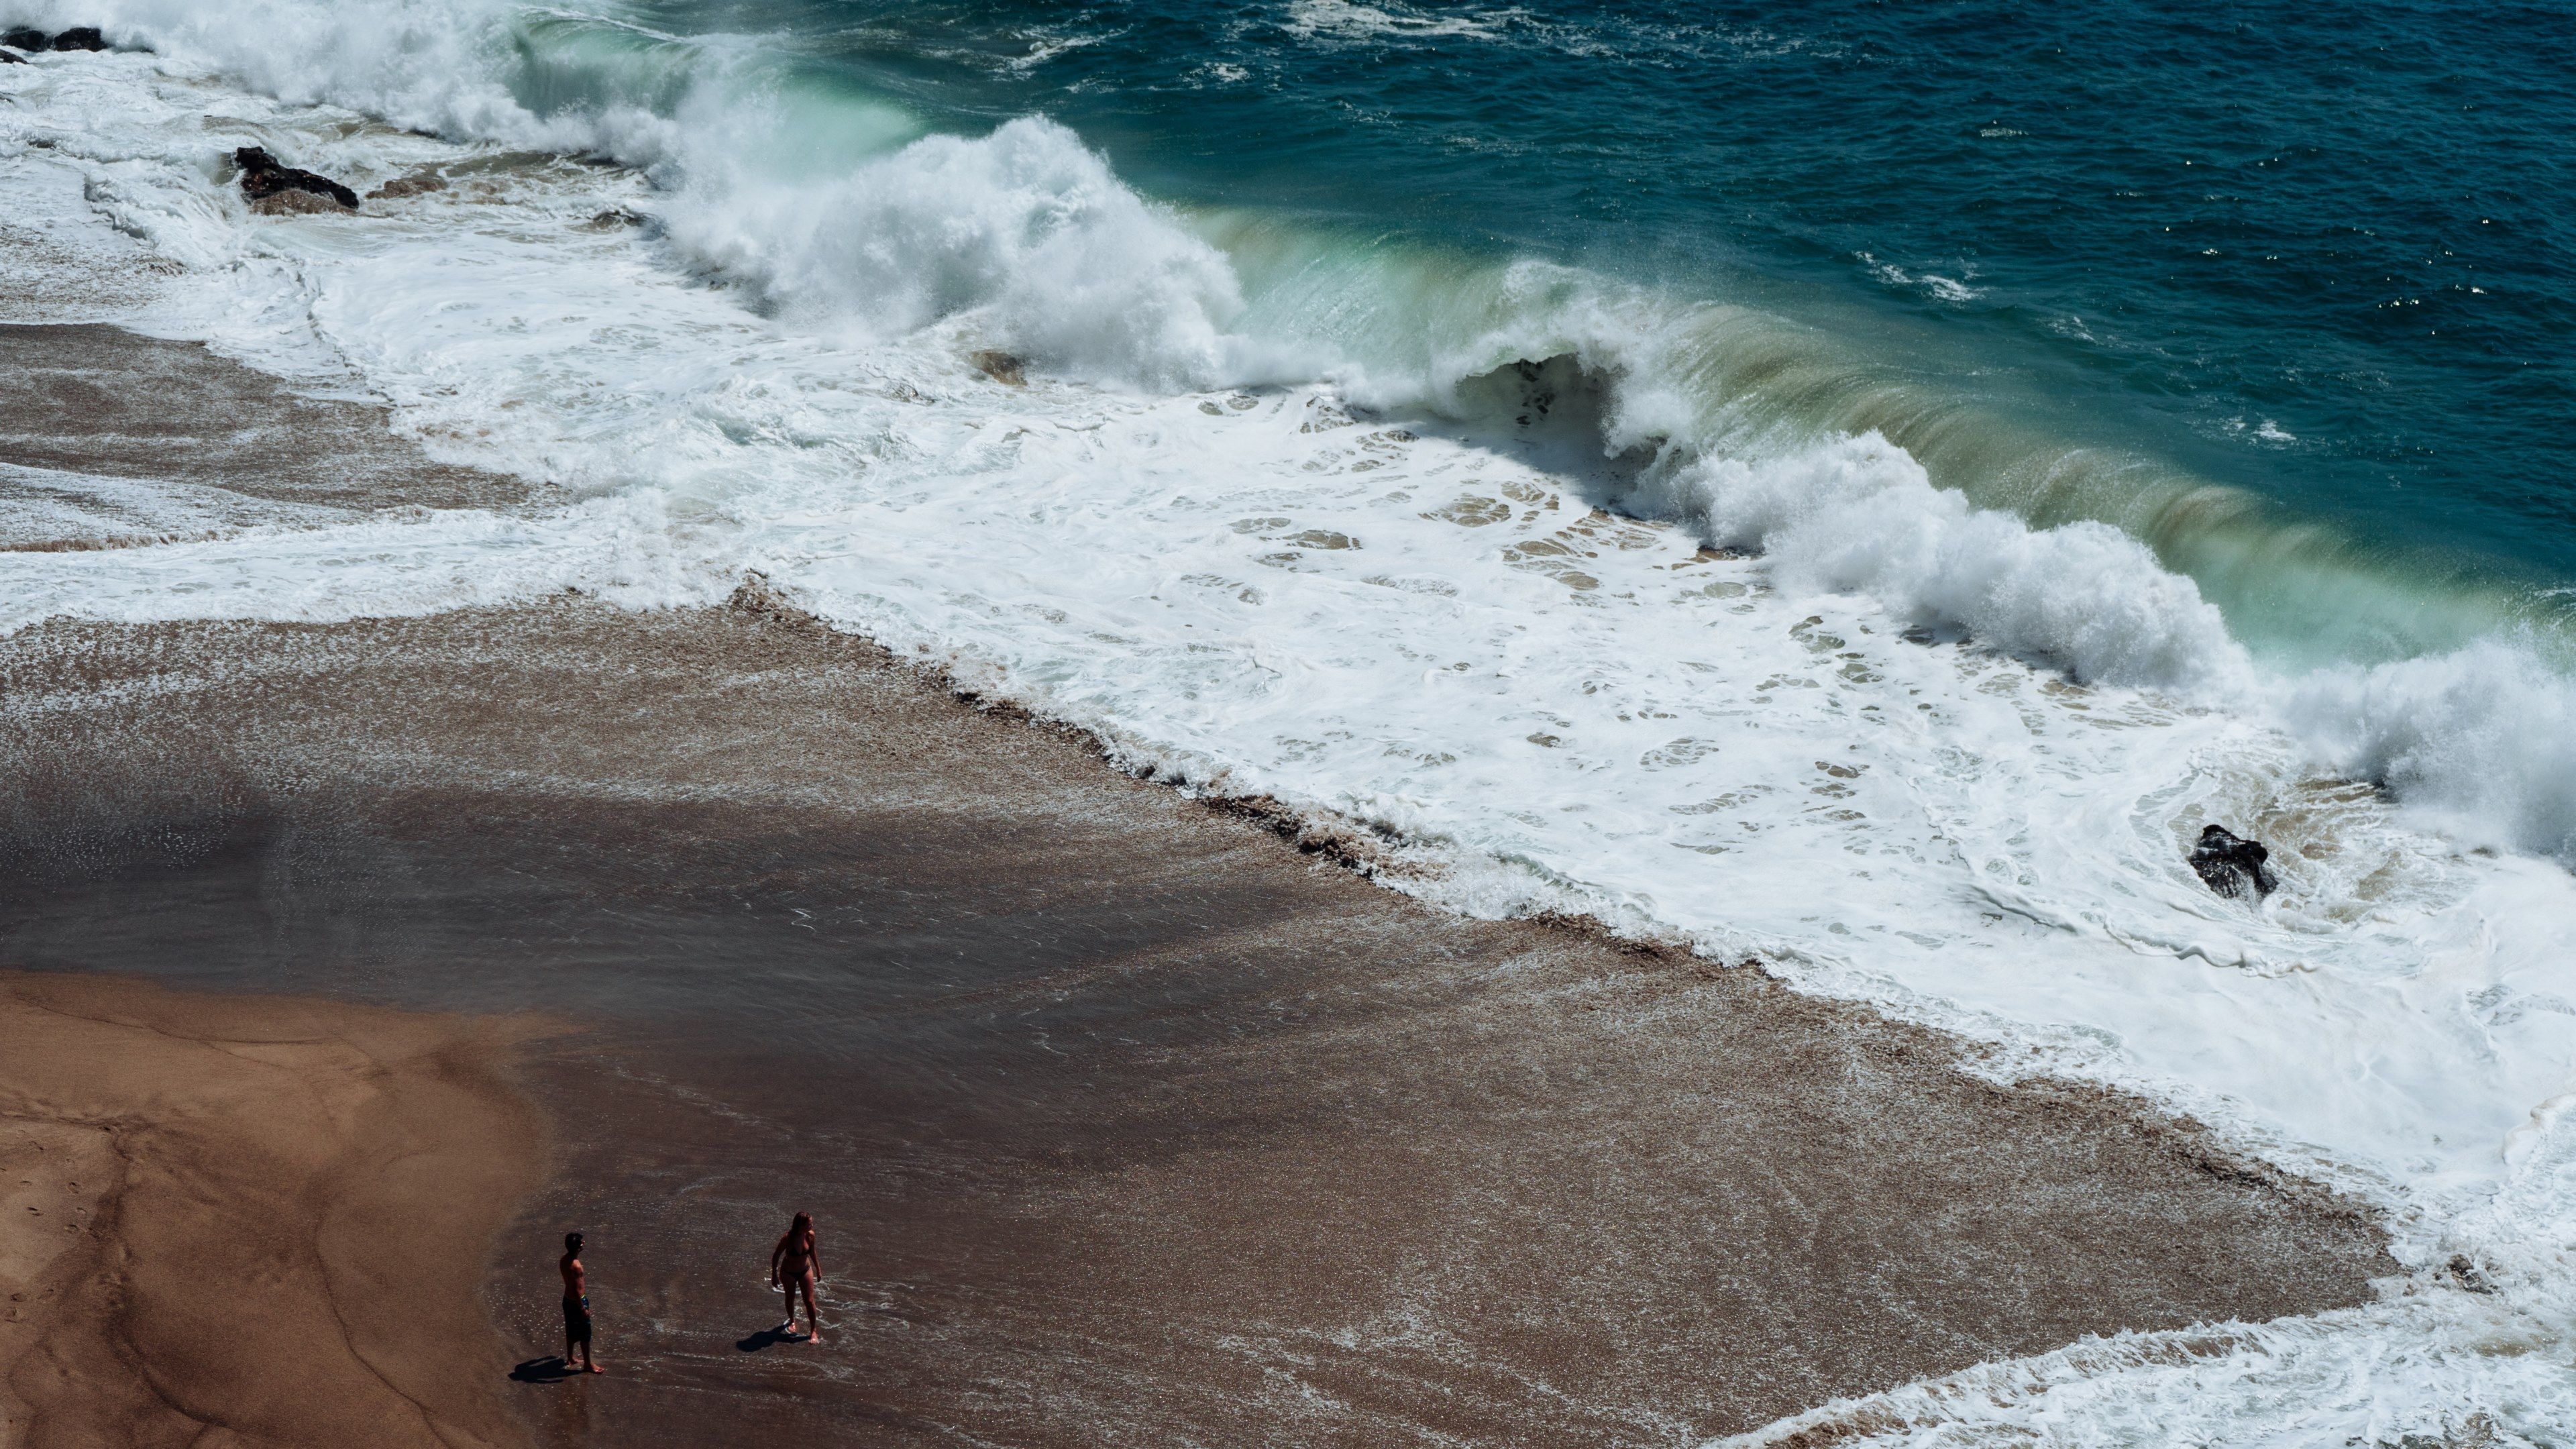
[366,171,448,201]
[968,350,1026,386]
[249,189,353,217]
[2190,824,2278,900]
[233,146,358,213]
[0,46,22,63]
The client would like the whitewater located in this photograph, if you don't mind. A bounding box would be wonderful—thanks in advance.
[2,5,2572,1444]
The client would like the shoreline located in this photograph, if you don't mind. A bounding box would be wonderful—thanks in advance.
[0,969,544,1448]
[2,596,2400,1446]
[0,318,2410,1445]
[746,575,2389,1232]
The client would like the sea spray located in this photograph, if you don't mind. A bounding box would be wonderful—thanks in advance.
[1628,433,2254,698]
[2285,640,2576,860]
[659,117,1252,389]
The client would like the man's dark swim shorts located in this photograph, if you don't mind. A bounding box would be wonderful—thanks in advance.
[563,1293,592,1344]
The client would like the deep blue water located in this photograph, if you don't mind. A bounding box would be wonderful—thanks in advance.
[624,0,2576,594]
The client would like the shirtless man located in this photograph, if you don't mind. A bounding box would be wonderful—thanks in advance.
[769,1212,821,1342]
[559,1231,603,1373]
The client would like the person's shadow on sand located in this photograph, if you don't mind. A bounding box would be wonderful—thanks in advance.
[735,1325,809,1352]
[511,1356,582,1383]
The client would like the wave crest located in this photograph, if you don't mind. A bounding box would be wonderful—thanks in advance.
[1635,432,2254,697]
[2287,640,2576,858]
[661,117,1250,389]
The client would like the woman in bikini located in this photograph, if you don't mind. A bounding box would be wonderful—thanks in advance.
[769,1211,821,1342]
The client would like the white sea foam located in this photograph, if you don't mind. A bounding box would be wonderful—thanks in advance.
[8,0,569,144]
[0,461,353,547]
[2288,641,2576,860]
[1860,251,1986,303]
[658,117,1256,389]
[0,494,708,636]
[3,23,2574,1444]
[1280,0,1521,43]
[1631,433,2255,698]
[9,3,1256,388]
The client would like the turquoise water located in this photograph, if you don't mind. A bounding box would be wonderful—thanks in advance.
[462,0,2576,666]
[16,0,2574,832]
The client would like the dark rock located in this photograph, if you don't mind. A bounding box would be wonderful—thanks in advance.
[48,27,107,51]
[0,46,23,63]
[1,28,46,50]
[968,350,1025,386]
[2189,824,2278,900]
[248,189,351,217]
[233,146,358,213]
[366,171,448,201]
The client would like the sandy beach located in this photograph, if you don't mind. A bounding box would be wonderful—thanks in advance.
[0,331,2399,1442]
[0,969,541,1448]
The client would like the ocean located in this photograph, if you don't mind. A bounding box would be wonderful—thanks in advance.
[1,0,2571,1442]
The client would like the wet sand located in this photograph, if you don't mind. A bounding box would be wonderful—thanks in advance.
[0,322,527,551]
[0,321,2398,1446]
[0,599,2397,1448]
[0,969,541,1448]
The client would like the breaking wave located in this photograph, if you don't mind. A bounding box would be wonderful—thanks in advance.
[8,0,2576,866]
[15,0,2576,860]
[658,117,1255,389]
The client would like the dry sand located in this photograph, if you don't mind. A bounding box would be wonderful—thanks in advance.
[0,971,543,1449]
